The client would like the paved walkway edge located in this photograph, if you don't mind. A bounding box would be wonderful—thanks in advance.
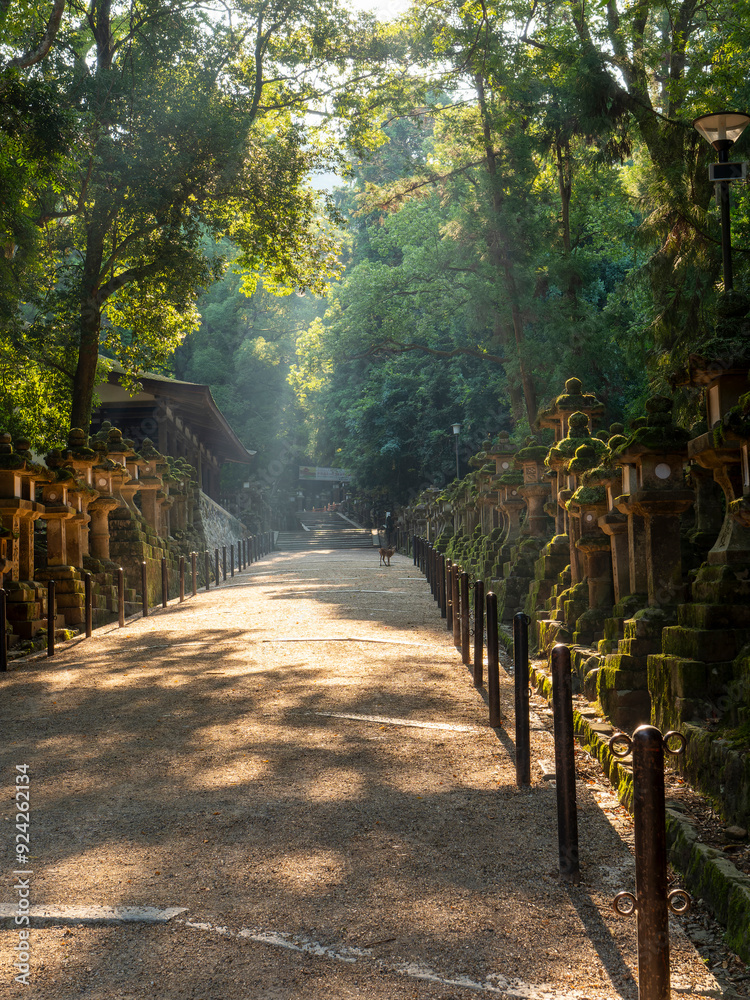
[529,662,750,964]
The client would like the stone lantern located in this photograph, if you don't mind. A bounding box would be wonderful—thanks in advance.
[536,378,605,534]
[514,443,552,538]
[87,440,120,563]
[136,439,166,535]
[487,432,517,541]
[0,433,46,584]
[594,427,631,609]
[546,412,608,586]
[63,429,100,565]
[470,441,497,535]
[495,470,525,548]
[611,396,692,608]
[103,426,141,517]
[565,445,614,646]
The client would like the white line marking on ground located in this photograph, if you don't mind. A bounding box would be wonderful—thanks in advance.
[178,918,618,998]
[0,905,187,925]
[312,711,483,732]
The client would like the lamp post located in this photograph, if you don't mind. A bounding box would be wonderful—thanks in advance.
[451,422,461,479]
[693,111,750,291]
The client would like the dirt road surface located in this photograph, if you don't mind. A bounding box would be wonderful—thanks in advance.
[0,549,723,999]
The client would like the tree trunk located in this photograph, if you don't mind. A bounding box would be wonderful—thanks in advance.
[70,218,106,432]
[475,74,538,429]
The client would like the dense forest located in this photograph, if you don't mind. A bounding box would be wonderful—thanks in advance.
[3,0,750,506]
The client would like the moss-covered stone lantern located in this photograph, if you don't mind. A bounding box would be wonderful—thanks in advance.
[611,396,692,608]
[546,412,608,584]
[566,447,614,646]
[0,432,46,585]
[514,442,552,538]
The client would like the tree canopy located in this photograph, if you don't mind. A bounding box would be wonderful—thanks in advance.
[3,0,750,503]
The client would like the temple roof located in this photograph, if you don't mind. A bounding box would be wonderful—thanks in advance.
[96,362,256,465]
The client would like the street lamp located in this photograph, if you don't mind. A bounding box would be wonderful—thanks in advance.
[693,111,750,291]
[451,422,461,479]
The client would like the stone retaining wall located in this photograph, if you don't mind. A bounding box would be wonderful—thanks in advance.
[196,491,248,555]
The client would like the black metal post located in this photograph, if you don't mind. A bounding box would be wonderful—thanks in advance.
[610,726,690,1000]
[205,551,210,591]
[460,571,470,665]
[473,579,484,687]
[452,563,460,649]
[445,559,453,631]
[118,567,125,627]
[222,546,227,580]
[191,552,197,597]
[486,591,500,726]
[230,544,234,578]
[0,588,7,672]
[718,147,734,290]
[141,560,149,617]
[161,556,168,608]
[634,725,670,999]
[215,548,219,585]
[84,571,92,637]
[179,555,185,602]
[413,535,417,566]
[47,579,55,657]
[513,612,531,787]
[439,554,446,618]
[551,643,580,884]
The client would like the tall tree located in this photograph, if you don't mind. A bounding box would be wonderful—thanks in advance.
[3,0,377,435]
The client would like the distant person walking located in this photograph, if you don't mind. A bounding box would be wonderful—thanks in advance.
[385,510,393,545]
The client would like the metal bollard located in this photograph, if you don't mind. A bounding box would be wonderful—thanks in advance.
[0,588,7,672]
[486,592,500,726]
[118,567,125,626]
[179,555,185,602]
[222,545,227,580]
[413,535,417,566]
[452,564,460,648]
[611,726,690,1000]
[445,559,453,631]
[230,544,234,578]
[551,644,580,883]
[205,551,210,592]
[84,571,93,637]
[215,548,219,585]
[191,552,197,596]
[141,560,149,617]
[460,571,470,665]
[473,579,484,687]
[47,579,56,657]
[241,538,246,570]
[161,555,168,608]
[513,612,531,787]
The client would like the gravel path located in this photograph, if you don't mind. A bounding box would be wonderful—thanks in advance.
[0,549,724,999]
